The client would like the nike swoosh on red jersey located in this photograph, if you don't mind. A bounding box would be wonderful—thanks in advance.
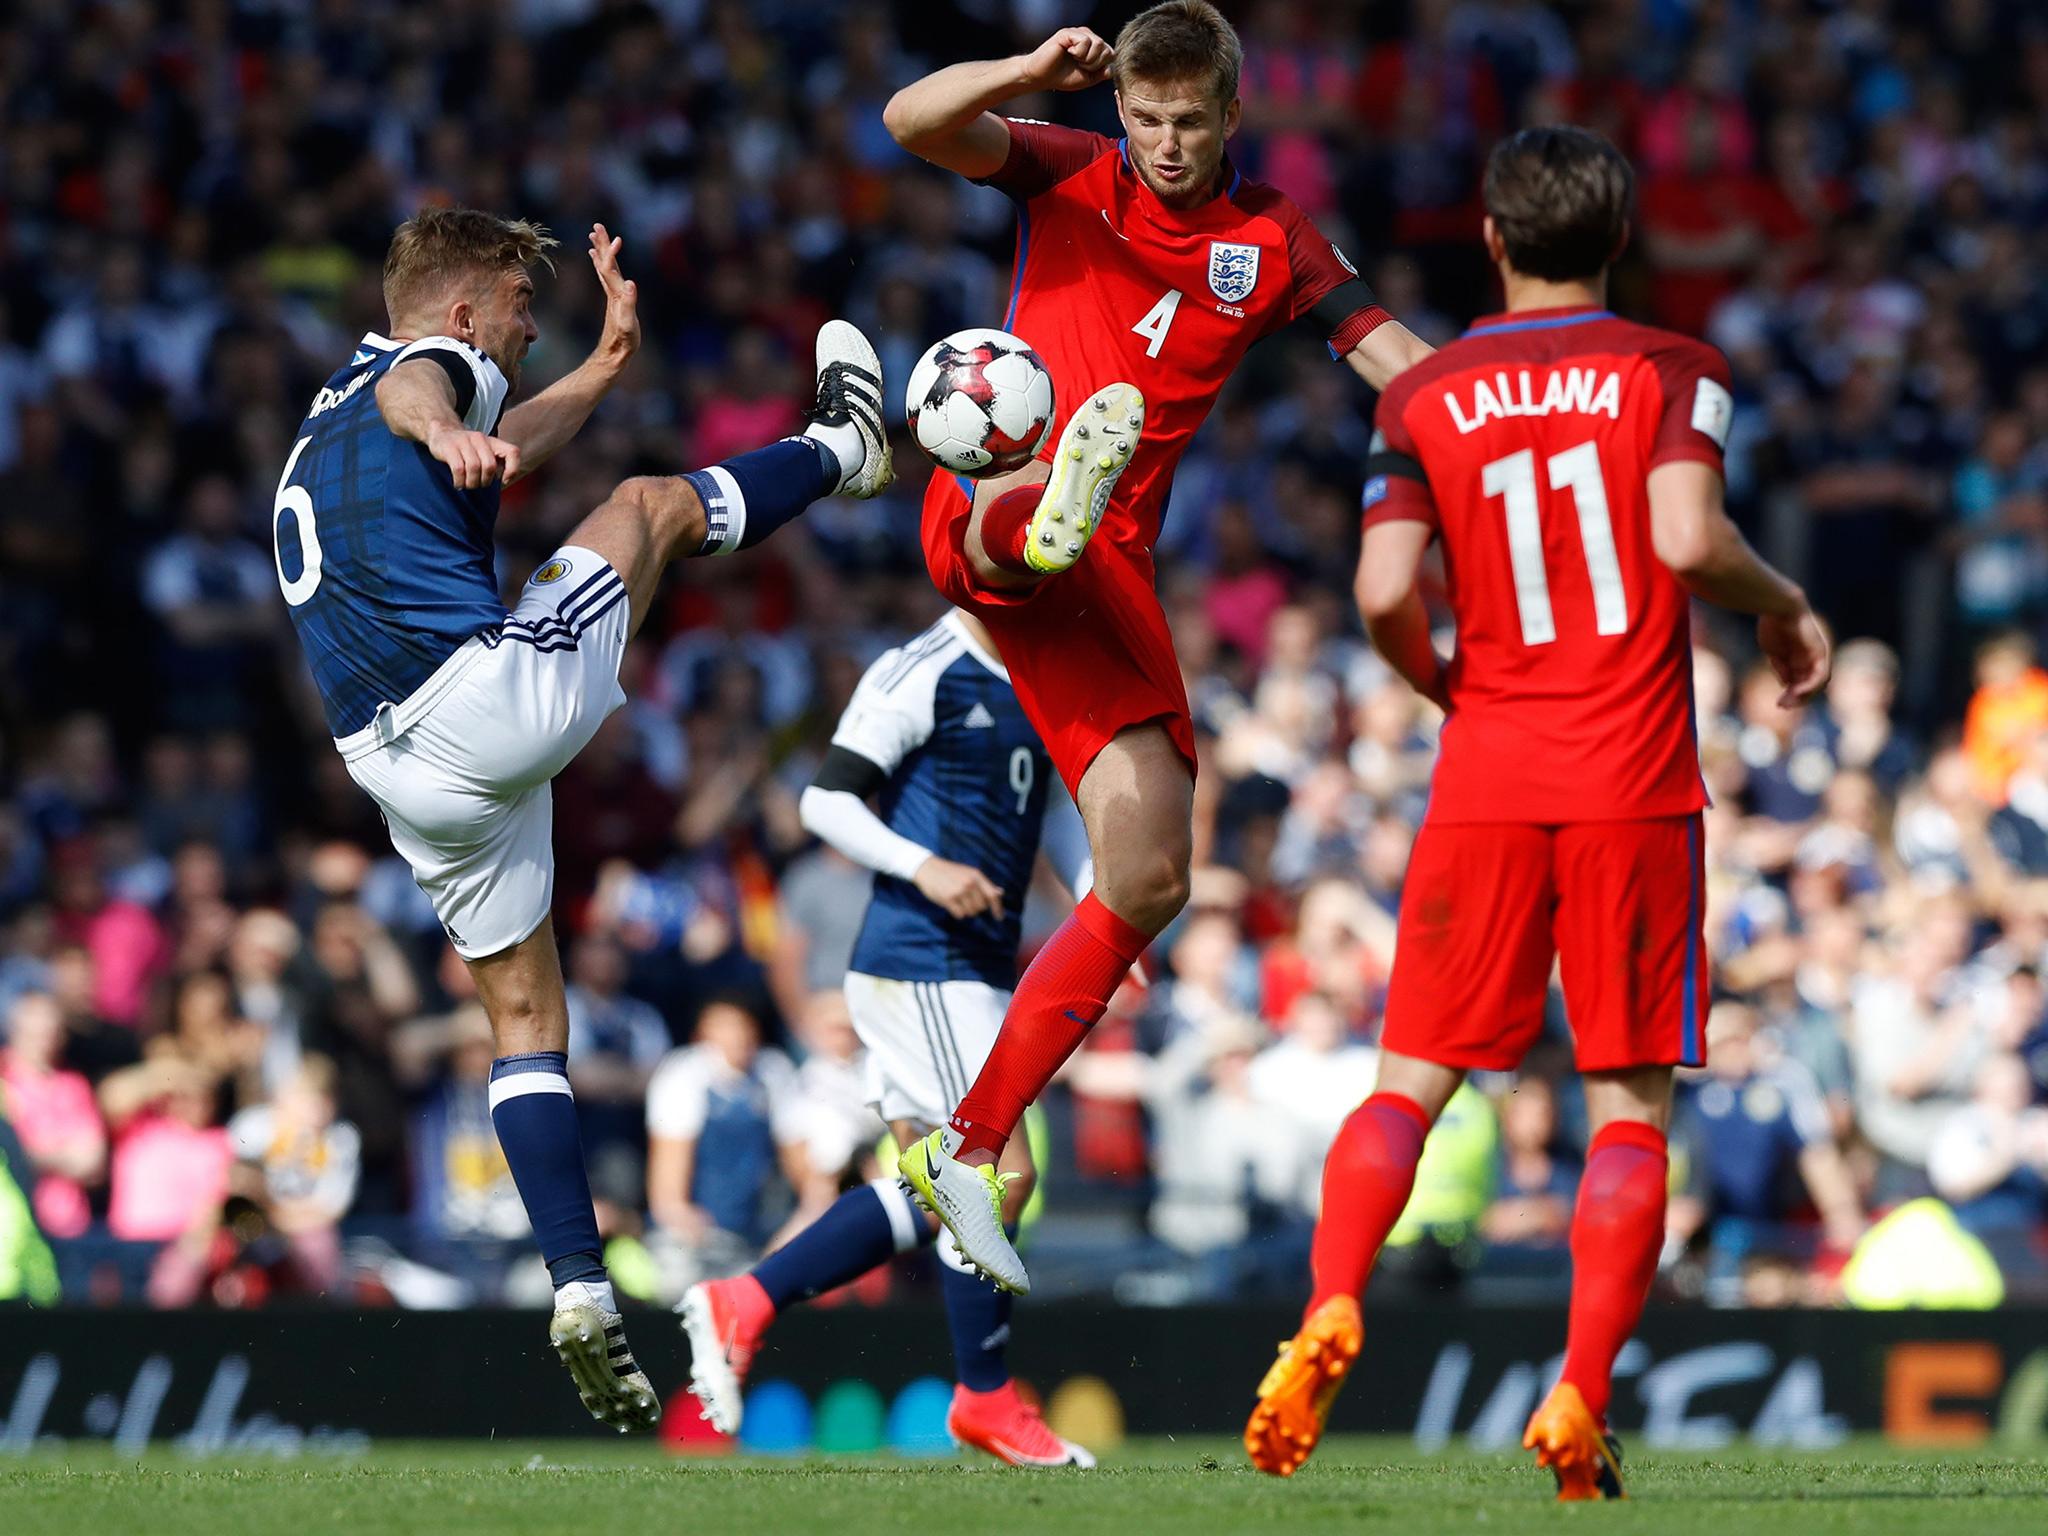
[1098,209,1130,242]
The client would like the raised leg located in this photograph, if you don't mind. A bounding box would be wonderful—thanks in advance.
[961,381,1144,589]
[563,321,891,636]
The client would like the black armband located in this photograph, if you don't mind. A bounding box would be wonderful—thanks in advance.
[1309,277,1384,340]
[811,745,888,799]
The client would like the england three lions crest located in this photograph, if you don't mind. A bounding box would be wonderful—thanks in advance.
[1208,242,1261,304]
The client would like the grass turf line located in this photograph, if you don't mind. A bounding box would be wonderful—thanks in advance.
[5,1436,2045,1536]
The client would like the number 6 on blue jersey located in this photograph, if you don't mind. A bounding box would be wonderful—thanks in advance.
[273,434,324,607]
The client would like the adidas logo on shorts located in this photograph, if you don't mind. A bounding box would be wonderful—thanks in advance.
[963,703,996,730]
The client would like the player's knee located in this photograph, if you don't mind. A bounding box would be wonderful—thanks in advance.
[1104,845,1191,935]
[612,474,706,552]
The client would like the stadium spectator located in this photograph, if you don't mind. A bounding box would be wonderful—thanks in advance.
[99,1054,233,1304]
[1928,1052,2048,1235]
[139,474,283,732]
[1075,1013,1311,1267]
[1851,904,1991,1195]
[1963,633,2048,804]
[563,933,671,1184]
[645,996,809,1275]
[400,1004,530,1256]
[227,1054,361,1293]
[1480,1077,1579,1252]
[1247,990,1378,1149]
[0,989,106,1238]
[784,988,885,1200]
[1668,1004,1864,1268]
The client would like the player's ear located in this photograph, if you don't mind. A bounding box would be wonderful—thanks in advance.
[446,296,475,343]
[1481,216,1506,266]
[1611,219,1633,263]
[1222,95,1241,140]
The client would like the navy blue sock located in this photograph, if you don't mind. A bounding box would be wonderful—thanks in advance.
[940,1230,1016,1392]
[686,437,838,557]
[753,1179,932,1309]
[488,1052,605,1288]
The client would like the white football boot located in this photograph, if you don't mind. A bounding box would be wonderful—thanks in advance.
[898,1129,1029,1295]
[808,319,894,499]
[1022,382,1144,575]
[550,1281,661,1433]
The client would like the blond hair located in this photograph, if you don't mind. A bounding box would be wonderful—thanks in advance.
[1113,0,1244,104]
[382,207,557,323]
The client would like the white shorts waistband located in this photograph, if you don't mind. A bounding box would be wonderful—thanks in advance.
[332,631,492,762]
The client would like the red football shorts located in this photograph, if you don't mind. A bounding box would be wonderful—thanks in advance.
[1380,814,1708,1073]
[920,472,1196,796]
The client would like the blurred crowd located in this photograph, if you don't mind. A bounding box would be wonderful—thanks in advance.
[4,0,2048,1308]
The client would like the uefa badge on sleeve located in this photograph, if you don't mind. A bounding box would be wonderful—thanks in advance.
[1207,242,1261,304]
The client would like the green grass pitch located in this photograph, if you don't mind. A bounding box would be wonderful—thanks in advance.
[6,1437,2045,1535]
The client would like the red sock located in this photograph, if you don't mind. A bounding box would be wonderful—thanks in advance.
[1306,1092,1432,1316]
[978,486,1042,575]
[1560,1120,1669,1423]
[948,892,1148,1157]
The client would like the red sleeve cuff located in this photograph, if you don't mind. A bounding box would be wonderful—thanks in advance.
[1362,477,1437,531]
[1329,305,1394,357]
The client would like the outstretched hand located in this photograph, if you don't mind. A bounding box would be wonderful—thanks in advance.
[588,223,640,364]
[1019,27,1114,93]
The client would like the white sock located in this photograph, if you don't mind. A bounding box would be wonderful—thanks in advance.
[692,464,748,556]
[555,1277,618,1314]
[803,419,863,486]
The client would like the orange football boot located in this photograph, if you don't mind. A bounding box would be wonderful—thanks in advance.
[1243,1295,1364,1476]
[1522,1382,1627,1500]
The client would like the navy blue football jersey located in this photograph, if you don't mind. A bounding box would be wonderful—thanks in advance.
[842,614,1057,989]
[273,332,512,737]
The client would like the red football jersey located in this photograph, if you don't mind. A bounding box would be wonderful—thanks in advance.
[1363,306,1733,824]
[975,119,1390,552]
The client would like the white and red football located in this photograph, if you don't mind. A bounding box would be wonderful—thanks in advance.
[905,328,1056,477]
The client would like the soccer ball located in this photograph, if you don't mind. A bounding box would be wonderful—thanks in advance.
[905,328,1056,477]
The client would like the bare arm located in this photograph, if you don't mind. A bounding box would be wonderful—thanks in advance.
[355,914,421,1020]
[1649,460,1831,705]
[883,28,1113,177]
[494,225,640,479]
[646,1134,709,1240]
[1343,322,1435,393]
[1796,1140,1866,1248]
[97,1059,180,1130]
[1355,518,1451,710]
[376,359,520,490]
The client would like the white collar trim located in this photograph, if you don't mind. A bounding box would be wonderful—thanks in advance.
[944,609,1010,682]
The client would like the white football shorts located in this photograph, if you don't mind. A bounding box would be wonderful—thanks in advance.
[334,545,630,959]
[842,971,1010,1130]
